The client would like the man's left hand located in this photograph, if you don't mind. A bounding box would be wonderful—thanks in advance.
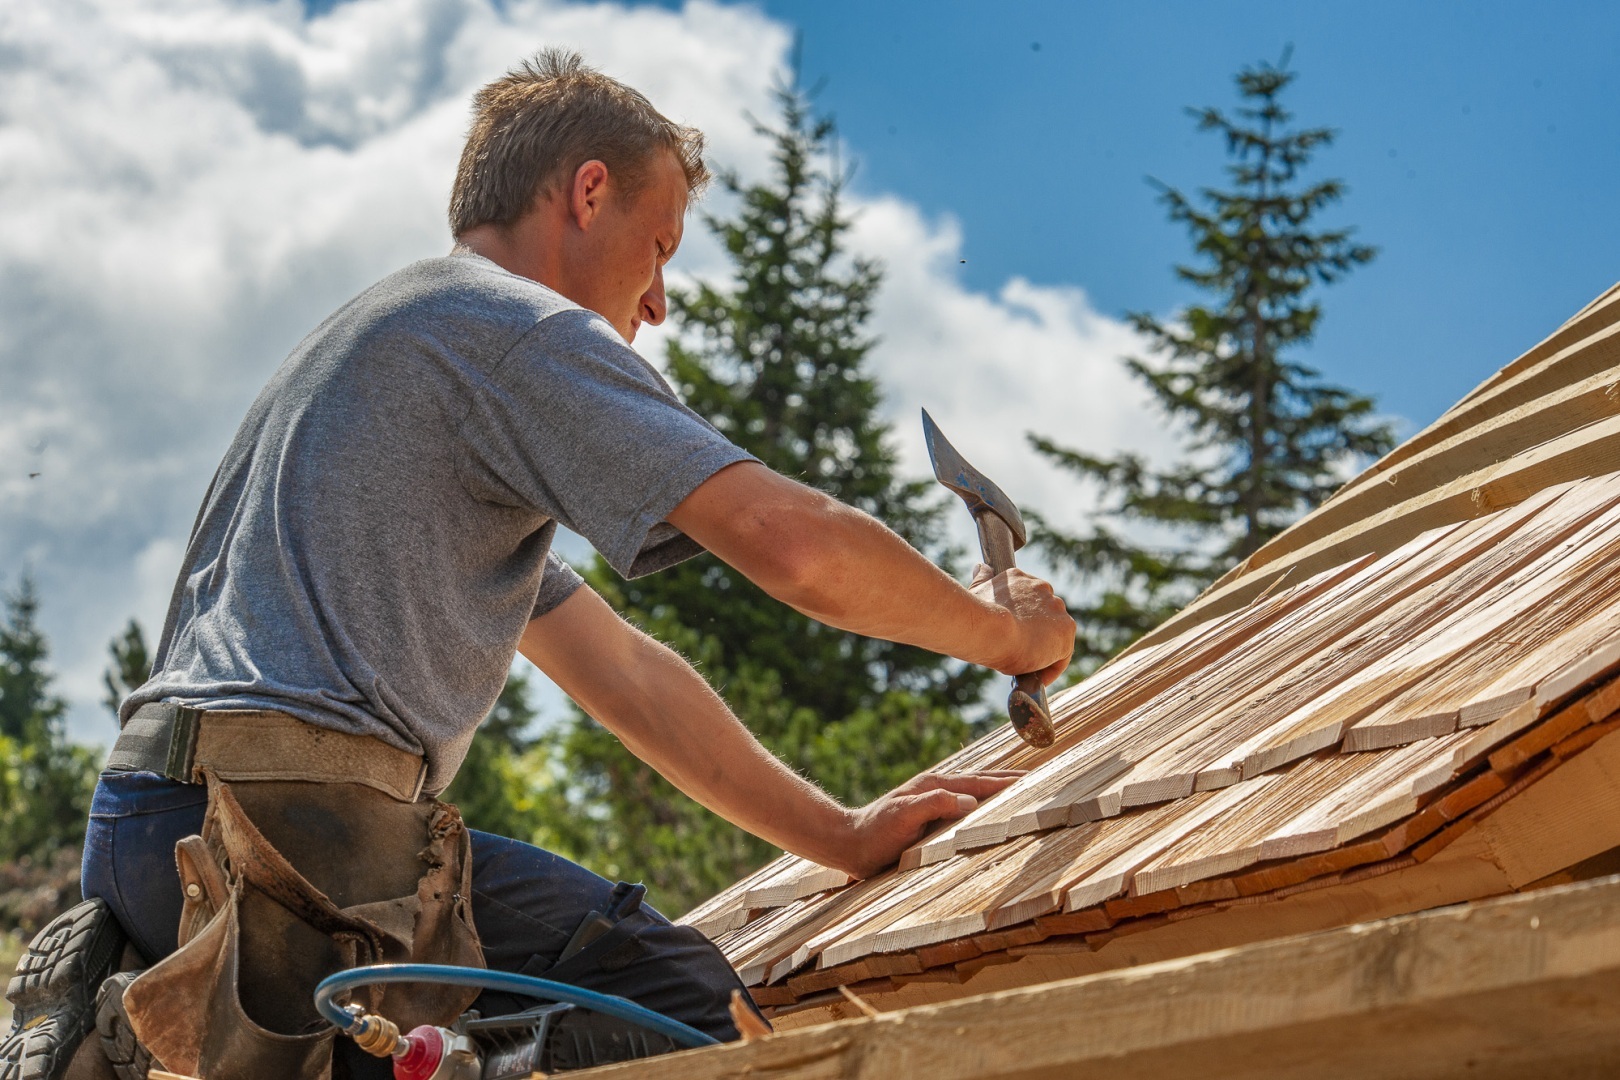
[523,586,1027,885]
[837,770,1023,879]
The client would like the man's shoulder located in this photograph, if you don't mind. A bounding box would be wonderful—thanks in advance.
[313,255,633,386]
[367,253,582,328]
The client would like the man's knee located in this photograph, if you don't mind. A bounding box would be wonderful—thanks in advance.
[551,904,751,1041]
[462,836,758,1041]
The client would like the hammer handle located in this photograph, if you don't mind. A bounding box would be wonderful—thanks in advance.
[974,513,1057,749]
[974,514,1018,577]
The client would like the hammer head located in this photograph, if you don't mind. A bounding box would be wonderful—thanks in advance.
[921,409,1027,550]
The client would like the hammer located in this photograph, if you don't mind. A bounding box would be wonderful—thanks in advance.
[922,409,1058,749]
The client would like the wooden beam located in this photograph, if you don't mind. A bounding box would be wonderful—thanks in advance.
[579,873,1620,1080]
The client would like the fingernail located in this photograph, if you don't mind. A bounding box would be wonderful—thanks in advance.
[955,794,977,812]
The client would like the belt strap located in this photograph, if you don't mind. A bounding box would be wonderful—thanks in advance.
[107,702,203,782]
[109,703,428,802]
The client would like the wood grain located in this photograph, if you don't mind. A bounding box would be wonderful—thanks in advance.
[585,875,1620,1080]
[678,283,1620,1011]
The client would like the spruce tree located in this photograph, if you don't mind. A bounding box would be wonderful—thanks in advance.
[0,578,98,862]
[102,618,151,720]
[0,580,61,745]
[542,79,985,912]
[1028,56,1396,670]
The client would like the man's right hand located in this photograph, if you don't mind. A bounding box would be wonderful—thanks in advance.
[669,462,1077,679]
[968,563,1075,684]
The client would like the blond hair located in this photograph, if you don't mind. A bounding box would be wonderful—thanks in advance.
[449,49,709,237]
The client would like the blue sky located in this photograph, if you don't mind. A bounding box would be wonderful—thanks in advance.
[4,0,1616,740]
[671,0,1620,428]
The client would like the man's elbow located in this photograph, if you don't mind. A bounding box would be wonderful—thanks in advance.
[771,537,855,620]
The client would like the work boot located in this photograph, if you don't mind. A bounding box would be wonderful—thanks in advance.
[91,972,153,1080]
[0,900,126,1080]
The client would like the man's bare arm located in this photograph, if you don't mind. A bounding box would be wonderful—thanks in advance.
[666,461,1075,681]
[520,585,1017,879]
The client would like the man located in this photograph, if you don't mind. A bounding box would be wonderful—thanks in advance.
[3,50,1073,1079]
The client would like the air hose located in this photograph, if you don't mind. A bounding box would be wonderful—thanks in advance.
[314,963,719,1051]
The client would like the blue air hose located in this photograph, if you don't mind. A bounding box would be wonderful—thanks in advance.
[314,963,719,1050]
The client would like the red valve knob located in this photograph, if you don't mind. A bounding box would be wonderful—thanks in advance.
[392,1025,448,1080]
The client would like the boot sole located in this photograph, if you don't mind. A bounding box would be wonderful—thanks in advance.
[1,900,127,1080]
[94,972,154,1080]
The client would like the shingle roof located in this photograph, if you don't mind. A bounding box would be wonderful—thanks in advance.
[681,281,1620,1023]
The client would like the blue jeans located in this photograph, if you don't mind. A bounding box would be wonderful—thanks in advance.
[81,771,752,1056]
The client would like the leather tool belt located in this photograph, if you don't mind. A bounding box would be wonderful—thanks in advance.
[122,774,485,1079]
[108,701,429,802]
[108,705,480,1079]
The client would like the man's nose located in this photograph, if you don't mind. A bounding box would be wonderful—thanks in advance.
[639,265,667,327]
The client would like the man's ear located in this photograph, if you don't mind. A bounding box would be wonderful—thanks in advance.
[568,159,611,230]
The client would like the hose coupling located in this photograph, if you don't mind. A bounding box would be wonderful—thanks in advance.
[346,1009,405,1058]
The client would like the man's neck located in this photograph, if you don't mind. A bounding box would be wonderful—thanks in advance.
[453,216,566,288]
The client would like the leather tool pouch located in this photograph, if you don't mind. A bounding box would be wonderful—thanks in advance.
[122,772,484,1080]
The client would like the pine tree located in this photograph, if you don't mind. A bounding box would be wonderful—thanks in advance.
[102,618,150,720]
[0,578,98,862]
[1028,55,1396,670]
[0,579,61,745]
[541,79,986,912]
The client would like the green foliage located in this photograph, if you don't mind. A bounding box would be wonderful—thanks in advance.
[540,78,985,914]
[102,618,150,720]
[0,579,61,744]
[442,668,567,848]
[1028,56,1397,670]
[0,579,98,863]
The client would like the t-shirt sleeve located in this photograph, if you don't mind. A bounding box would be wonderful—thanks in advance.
[459,307,757,578]
[532,551,585,619]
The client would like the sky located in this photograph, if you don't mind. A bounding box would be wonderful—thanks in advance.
[742,0,1620,426]
[2,0,1616,744]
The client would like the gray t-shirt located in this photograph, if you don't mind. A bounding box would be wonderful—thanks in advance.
[127,253,755,794]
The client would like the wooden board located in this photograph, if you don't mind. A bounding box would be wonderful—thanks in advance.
[1232,484,1620,775]
[745,694,1620,1020]
[1250,320,1620,577]
[741,859,853,910]
[580,873,1620,1080]
[693,474,1620,989]
[769,720,1620,1026]
[1146,286,1620,645]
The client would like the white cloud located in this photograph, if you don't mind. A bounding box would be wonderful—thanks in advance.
[844,196,1166,549]
[0,0,1160,743]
